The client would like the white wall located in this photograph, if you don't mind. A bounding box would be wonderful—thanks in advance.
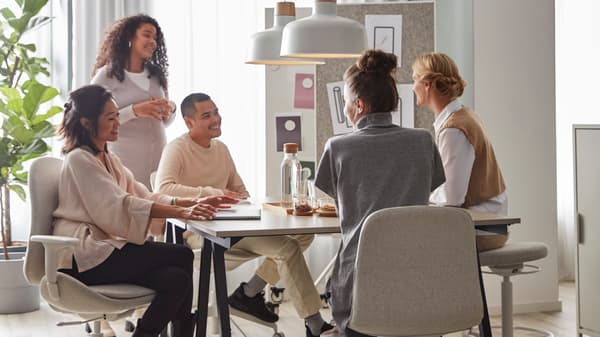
[435,0,474,110]
[555,0,600,281]
[473,1,560,312]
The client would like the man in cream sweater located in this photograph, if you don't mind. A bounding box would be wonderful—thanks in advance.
[156,93,334,336]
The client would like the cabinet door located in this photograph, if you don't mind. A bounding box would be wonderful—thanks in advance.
[575,128,600,334]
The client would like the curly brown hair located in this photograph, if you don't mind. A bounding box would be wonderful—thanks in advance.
[91,14,169,89]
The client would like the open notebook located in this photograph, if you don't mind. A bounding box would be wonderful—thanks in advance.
[214,203,261,220]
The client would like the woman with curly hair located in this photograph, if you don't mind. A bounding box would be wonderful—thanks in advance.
[92,14,175,189]
[314,50,445,337]
[412,52,508,251]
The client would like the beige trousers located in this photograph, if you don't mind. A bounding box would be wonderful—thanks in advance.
[189,233,321,318]
[476,234,509,252]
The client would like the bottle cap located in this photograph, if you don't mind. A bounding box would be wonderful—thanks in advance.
[283,143,298,153]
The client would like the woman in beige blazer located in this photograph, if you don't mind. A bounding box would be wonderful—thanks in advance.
[53,84,236,337]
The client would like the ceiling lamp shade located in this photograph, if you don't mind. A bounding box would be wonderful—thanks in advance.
[280,0,367,59]
[246,2,324,65]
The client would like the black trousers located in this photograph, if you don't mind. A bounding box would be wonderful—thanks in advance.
[61,241,194,334]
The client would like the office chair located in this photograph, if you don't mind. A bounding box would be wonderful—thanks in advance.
[478,242,553,337]
[23,157,162,337]
[349,206,484,337]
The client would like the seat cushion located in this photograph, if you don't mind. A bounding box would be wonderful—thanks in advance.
[89,284,155,299]
[479,242,548,267]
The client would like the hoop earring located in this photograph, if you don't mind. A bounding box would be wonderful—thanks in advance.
[128,41,132,48]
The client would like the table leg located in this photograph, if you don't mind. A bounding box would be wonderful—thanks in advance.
[477,248,493,337]
[213,244,232,337]
[195,238,213,337]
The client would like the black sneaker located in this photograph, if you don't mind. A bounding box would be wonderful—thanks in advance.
[228,282,279,323]
[305,321,337,337]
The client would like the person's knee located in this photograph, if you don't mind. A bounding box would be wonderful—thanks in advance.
[166,267,193,294]
[278,238,303,261]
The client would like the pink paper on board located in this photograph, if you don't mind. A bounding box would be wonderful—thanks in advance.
[294,73,315,109]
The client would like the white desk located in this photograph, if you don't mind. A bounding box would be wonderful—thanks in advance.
[169,208,520,337]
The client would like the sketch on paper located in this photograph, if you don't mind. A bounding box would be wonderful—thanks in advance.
[275,114,303,152]
[393,84,414,128]
[326,81,353,135]
[294,73,315,109]
[365,15,403,66]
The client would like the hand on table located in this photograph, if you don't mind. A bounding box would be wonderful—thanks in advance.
[223,189,248,200]
[178,203,217,220]
[196,195,239,209]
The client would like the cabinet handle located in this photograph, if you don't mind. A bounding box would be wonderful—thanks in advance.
[578,213,584,244]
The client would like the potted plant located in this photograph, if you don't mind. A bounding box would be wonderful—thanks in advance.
[0,0,62,313]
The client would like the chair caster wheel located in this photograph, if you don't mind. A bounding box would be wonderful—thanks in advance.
[273,332,285,337]
[270,286,285,304]
[125,320,136,332]
[266,301,280,315]
[85,323,92,333]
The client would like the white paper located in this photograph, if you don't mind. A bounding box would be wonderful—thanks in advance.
[395,84,414,128]
[365,15,403,67]
[326,81,353,135]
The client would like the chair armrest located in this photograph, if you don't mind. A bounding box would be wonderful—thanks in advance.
[31,235,79,300]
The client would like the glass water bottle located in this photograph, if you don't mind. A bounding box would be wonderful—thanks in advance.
[281,143,301,208]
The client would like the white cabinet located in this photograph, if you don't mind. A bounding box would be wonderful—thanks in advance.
[574,125,600,337]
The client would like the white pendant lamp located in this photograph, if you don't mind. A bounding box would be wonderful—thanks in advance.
[280,0,367,59]
[246,2,324,65]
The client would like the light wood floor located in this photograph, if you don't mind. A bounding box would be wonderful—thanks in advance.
[0,282,577,337]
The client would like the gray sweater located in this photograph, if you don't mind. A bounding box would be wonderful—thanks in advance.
[315,112,445,331]
[91,66,175,188]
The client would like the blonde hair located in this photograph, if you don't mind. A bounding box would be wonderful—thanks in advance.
[412,52,466,99]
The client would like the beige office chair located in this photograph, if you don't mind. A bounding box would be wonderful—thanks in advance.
[23,157,158,337]
[349,206,484,337]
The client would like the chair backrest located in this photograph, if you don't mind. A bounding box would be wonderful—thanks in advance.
[349,206,483,337]
[23,157,63,285]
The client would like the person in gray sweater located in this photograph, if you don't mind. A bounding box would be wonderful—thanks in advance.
[315,50,446,337]
[91,14,175,189]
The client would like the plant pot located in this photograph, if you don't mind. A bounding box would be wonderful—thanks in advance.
[0,252,40,314]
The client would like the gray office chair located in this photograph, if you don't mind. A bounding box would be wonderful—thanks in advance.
[23,157,159,337]
[349,206,484,337]
[478,242,553,337]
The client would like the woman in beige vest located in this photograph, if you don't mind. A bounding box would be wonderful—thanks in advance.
[411,52,508,251]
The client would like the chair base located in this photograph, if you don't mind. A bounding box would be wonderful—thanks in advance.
[465,325,554,337]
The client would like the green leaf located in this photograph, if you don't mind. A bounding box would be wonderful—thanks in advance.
[25,16,51,32]
[31,120,55,138]
[12,171,28,184]
[18,138,47,157]
[7,13,34,34]
[22,83,58,119]
[32,105,62,124]
[0,87,21,101]
[23,0,49,16]
[7,184,26,201]
[18,43,36,52]
[9,125,34,144]
[0,8,16,20]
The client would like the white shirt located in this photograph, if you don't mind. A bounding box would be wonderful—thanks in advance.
[429,99,508,218]
[125,68,151,91]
